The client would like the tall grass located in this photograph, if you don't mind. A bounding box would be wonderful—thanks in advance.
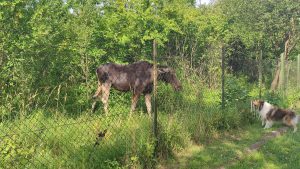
[0,107,191,168]
[1,74,280,168]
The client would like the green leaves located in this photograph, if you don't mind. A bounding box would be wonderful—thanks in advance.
[221,0,299,52]
[0,0,299,114]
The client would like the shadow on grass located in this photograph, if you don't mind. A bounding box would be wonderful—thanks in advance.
[188,125,265,169]
[177,123,300,169]
[230,129,300,169]
[162,124,266,169]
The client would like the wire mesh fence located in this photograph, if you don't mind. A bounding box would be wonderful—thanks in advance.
[0,62,157,168]
[0,97,155,168]
[1,43,299,168]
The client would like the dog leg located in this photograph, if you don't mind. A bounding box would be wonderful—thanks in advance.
[261,118,265,127]
[293,125,297,133]
[291,118,298,133]
[283,116,298,132]
[264,120,273,129]
[260,115,266,127]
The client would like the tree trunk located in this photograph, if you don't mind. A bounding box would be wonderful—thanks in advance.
[270,36,290,91]
[270,62,281,91]
[270,23,300,91]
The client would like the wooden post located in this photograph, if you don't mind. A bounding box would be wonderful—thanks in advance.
[286,62,290,93]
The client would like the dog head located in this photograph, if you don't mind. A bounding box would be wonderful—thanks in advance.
[251,99,265,112]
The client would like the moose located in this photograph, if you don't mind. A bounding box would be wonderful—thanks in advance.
[91,61,182,116]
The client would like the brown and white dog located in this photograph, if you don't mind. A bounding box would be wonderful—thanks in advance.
[251,100,299,132]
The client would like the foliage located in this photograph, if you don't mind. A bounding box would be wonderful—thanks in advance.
[224,75,251,106]
[1,0,300,168]
[1,0,299,113]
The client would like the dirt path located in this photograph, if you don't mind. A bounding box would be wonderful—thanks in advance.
[218,127,288,169]
[159,126,289,169]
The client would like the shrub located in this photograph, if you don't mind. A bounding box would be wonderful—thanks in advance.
[224,75,251,106]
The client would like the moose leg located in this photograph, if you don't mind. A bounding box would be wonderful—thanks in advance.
[130,93,140,116]
[101,82,111,115]
[93,81,102,99]
[91,82,102,112]
[145,94,151,117]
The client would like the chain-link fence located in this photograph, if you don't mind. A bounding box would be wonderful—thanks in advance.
[1,89,155,168]
[1,62,158,168]
[1,42,299,168]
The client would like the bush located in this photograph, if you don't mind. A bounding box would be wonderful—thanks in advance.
[224,75,251,106]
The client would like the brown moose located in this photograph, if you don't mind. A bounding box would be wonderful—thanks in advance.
[92,61,182,116]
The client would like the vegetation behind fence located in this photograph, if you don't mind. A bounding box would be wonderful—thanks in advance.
[1,0,299,168]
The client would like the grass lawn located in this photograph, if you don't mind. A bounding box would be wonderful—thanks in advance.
[160,123,300,169]
[231,128,300,169]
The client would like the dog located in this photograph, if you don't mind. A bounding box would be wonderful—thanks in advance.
[251,100,299,132]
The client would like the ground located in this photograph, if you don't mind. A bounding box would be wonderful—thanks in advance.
[159,123,300,169]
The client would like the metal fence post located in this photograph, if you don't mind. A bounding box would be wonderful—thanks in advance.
[221,45,225,110]
[297,54,300,89]
[279,53,286,96]
[258,49,263,99]
[153,39,158,158]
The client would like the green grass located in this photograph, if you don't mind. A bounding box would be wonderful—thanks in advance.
[0,84,257,169]
[161,123,300,169]
[160,123,265,169]
[231,128,300,169]
[2,80,298,169]
[0,109,191,169]
[0,111,153,168]
[187,125,263,169]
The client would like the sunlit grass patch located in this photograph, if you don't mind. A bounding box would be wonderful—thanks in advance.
[160,124,265,169]
[230,127,300,169]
